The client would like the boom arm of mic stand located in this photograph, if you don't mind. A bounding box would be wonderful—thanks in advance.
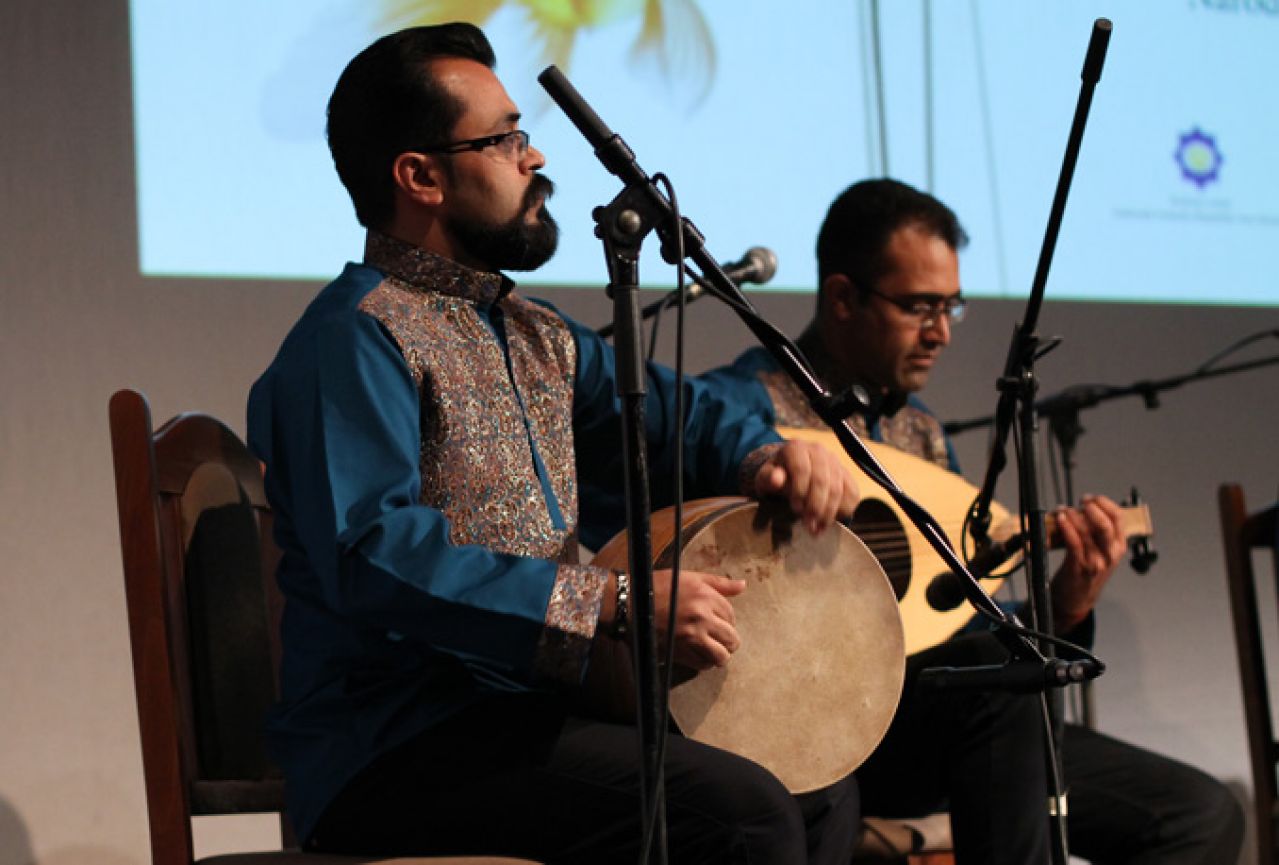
[943,352,1279,438]
[953,21,1112,865]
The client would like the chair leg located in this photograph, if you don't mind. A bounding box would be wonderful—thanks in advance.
[279,812,298,851]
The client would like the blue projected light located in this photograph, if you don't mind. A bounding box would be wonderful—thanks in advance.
[130,1,1279,304]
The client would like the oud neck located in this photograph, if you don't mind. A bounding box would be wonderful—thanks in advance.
[1045,503,1153,543]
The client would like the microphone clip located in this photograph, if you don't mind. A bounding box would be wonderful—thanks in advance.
[816,385,871,422]
[916,657,1104,694]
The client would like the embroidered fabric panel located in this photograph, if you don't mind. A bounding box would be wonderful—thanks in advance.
[759,368,830,430]
[358,232,610,680]
[876,407,952,469]
[500,293,580,532]
[756,369,951,468]
[534,563,610,685]
[364,230,506,306]
[361,281,566,556]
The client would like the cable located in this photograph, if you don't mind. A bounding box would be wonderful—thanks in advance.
[639,173,684,865]
[1195,327,1279,374]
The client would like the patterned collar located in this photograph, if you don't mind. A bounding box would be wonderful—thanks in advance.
[795,325,909,419]
[363,230,513,307]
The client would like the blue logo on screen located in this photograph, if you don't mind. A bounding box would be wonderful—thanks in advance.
[1174,127,1223,189]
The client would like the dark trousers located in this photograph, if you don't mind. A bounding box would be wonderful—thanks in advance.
[1064,724,1243,865]
[856,632,1243,865]
[308,694,860,864]
[857,632,1051,865]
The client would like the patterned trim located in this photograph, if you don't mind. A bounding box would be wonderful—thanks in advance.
[737,442,785,497]
[534,563,611,686]
[875,406,952,468]
[756,367,951,469]
[364,230,507,305]
[759,369,826,429]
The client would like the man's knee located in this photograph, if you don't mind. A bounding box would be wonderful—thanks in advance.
[1179,775,1244,855]
[666,753,807,864]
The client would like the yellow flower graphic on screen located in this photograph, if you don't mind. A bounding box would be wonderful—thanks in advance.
[381,0,718,105]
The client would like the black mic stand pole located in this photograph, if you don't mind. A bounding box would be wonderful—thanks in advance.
[597,282,699,338]
[594,186,668,865]
[946,351,1279,727]
[962,19,1112,865]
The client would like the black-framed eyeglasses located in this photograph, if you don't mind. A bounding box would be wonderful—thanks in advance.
[863,285,966,328]
[417,129,531,163]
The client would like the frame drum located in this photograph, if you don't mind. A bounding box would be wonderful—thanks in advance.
[590,497,905,793]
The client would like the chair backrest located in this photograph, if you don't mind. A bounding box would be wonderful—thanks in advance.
[110,389,545,865]
[110,388,285,865]
[1218,483,1279,865]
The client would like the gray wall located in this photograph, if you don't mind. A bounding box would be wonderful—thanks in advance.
[2,1,1275,863]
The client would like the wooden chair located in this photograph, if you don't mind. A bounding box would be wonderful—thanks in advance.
[854,814,953,864]
[1219,483,1279,865]
[108,388,538,865]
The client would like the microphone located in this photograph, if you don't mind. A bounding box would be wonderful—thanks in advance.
[924,533,1025,612]
[719,246,778,288]
[597,247,778,337]
[680,246,777,303]
[917,657,1104,694]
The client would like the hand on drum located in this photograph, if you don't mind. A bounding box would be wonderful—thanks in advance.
[652,569,744,671]
[752,440,861,535]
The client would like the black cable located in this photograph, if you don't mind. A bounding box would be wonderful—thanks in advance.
[638,173,684,865]
[1195,327,1279,374]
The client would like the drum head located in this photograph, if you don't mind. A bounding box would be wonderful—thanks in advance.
[669,501,905,793]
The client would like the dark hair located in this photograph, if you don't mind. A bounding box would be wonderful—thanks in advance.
[326,23,496,228]
[815,178,968,295]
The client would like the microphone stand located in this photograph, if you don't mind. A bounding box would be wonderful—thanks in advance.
[597,274,708,339]
[946,353,1279,438]
[960,19,1112,865]
[945,350,1279,571]
[539,61,1092,864]
[594,185,668,865]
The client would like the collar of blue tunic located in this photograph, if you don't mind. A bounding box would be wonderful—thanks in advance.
[362,230,513,307]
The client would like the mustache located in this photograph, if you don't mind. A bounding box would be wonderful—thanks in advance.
[524,174,555,208]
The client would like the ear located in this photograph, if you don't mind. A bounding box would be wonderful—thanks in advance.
[822,273,858,322]
[391,151,446,209]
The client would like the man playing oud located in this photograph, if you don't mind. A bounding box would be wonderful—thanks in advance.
[703,178,1243,865]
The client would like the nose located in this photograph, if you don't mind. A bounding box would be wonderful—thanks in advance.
[922,313,951,346]
[524,143,546,173]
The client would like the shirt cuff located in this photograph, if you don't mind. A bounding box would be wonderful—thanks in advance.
[533,563,611,687]
[737,442,784,497]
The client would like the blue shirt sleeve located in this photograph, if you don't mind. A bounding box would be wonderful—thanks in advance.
[249,310,564,686]
[561,314,782,551]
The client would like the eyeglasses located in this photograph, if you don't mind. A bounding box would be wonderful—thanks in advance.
[862,285,966,328]
[417,129,531,163]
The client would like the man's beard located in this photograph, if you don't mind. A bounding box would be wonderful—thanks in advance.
[450,174,559,272]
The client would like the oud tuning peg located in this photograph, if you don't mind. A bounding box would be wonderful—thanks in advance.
[1123,486,1158,574]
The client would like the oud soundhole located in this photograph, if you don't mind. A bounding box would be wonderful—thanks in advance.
[847,499,911,600]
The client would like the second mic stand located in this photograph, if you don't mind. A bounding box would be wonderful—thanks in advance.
[537,61,1081,865]
[962,18,1113,864]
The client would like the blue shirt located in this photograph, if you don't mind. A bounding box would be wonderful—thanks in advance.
[247,233,780,841]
